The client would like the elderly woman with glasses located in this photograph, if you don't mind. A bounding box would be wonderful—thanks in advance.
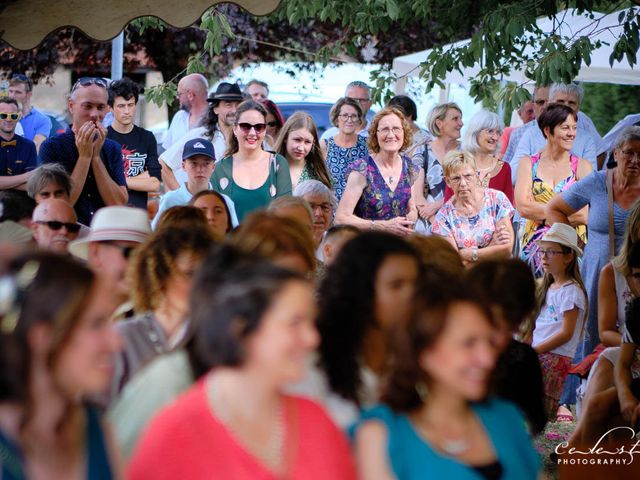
[335,107,419,236]
[432,151,514,266]
[211,100,292,221]
[321,97,369,202]
[444,109,513,204]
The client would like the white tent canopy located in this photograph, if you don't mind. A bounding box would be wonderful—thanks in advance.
[392,8,640,92]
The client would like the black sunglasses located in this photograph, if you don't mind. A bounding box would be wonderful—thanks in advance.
[71,77,108,92]
[35,220,81,234]
[99,241,136,259]
[237,122,266,134]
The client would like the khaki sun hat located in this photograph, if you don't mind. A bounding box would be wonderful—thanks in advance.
[540,222,583,257]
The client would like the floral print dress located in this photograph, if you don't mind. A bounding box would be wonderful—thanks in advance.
[345,154,418,220]
[325,135,369,202]
[431,189,514,249]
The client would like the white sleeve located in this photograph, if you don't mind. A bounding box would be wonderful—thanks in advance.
[558,284,586,314]
[159,127,206,172]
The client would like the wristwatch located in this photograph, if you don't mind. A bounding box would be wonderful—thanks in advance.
[471,248,478,262]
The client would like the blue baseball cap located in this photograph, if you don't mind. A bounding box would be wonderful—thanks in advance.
[182,138,216,162]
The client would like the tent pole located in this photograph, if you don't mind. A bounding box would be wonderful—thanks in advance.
[111,32,124,81]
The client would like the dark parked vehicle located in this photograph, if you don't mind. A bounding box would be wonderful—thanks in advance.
[277,102,333,137]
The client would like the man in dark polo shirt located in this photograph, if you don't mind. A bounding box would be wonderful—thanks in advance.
[0,97,37,191]
[39,77,127,225]
[107,77,160,210]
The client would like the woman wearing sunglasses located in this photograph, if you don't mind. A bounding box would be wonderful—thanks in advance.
[260,99,285,150]
[211,100,292,222]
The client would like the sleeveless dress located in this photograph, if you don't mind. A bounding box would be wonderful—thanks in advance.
[0,405,113,480]
[520,153,587,277]
[324,135,368,202]
[345,154,418,221]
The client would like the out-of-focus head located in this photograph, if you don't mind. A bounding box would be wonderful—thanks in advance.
[31,198,78,253]
[408,234,464,278]
[382,270,497,412]
[129,223,215,314]
[26,164,72,204]
[461,109,503,155]
[387,95,418,122]
[0,190,36,228]
[367,107,412,155]
[612,196,640,276]
[518,100,535,124]
[155,205,210,233]
[466,259,536,350]
[293,180,335,246]
[0,252,121,402]
[260,99,285,140]
[8,73,32,111]
[268,196,314,237]
[427,102,463,139]
[532,85,550,118]
[193,261,317,385]
[321,224,359,266]
[229,212,317,276]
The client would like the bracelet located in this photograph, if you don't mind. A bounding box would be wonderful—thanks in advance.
[371,220,376,229]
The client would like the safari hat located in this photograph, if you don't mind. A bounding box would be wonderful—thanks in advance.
[69,206,151,260]
[540,223,583,257]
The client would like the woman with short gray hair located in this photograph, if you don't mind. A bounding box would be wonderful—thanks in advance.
[412,102,463,232]
[444,109,513,203]
[294,179,336,247]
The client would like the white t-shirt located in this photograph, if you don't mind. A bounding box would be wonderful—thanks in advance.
[162,110,191,151]
[160,127,227,186]
[532,282,586,357]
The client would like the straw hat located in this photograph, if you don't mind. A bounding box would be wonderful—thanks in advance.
[541,223,583,256]
[69,206,151,260]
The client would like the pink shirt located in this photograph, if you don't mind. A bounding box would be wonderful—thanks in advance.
[128,380,357,480]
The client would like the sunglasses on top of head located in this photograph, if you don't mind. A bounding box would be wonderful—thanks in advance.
[237,122,267,134]
[71,77,108,92]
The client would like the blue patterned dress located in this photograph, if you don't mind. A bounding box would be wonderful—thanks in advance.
[325,135,368,201]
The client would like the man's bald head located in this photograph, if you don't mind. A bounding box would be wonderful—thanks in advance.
[176,74,209,112]
[32,199,79,253]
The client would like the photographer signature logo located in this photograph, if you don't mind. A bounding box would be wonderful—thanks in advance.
[555,426,640,465]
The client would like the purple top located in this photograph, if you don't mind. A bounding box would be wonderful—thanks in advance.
[346,154,418,220]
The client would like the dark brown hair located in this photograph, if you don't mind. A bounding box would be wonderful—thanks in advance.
[537,103,577,139]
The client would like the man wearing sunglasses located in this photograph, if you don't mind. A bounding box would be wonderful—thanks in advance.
[31,197,79,253]
[0,97,37,192]
[8,73,52,152]
[39,77,128,225]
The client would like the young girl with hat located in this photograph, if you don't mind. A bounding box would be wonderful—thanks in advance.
[532,222,588,419]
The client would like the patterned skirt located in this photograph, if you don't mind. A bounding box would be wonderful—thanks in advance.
[539,351,573,419]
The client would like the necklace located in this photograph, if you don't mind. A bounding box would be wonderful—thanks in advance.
[389,176,395,184]
[206,374,285,470]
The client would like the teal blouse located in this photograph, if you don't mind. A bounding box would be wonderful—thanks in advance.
[354,398,540,480]
[211,153,292,221]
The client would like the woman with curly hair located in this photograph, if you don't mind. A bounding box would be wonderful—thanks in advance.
[104,223,215,405]
[293,231,421,427]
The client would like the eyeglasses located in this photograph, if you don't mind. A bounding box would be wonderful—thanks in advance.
[537,249,567,258]
[309,202,332,214]
[620,150,640,161]
[71,77,108,92]
[266,121,279,128]
[534,99,547,106]
[35,220,81,234]
[481,128,501,137]
[448,173,477,185]
[99,241,136,259]
[237,122,266,134]
[0,112,20,121]
[176,90,190,98]
[351,97,371,104]
[339,113,359,122]
[378,127,403,136]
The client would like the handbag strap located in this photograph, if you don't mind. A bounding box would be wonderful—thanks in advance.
[607,169,615,259]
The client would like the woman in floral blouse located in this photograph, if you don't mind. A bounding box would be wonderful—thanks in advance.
[335,107,419,236]
[432,150,514,266]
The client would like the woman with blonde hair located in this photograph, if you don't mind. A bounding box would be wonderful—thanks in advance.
[413,102,463,231]
[432,150,514,266]
[275,111,332,189]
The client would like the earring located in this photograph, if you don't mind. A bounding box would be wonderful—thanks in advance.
[415,380,428,402]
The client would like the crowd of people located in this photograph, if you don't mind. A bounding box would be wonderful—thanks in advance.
[1,71,640,479]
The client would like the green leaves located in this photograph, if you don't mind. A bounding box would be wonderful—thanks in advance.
[143,81,177,108]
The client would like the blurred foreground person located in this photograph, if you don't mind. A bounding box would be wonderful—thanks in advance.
[0,252,122,478]
[354,271,539,479]
[128,263,356,479]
